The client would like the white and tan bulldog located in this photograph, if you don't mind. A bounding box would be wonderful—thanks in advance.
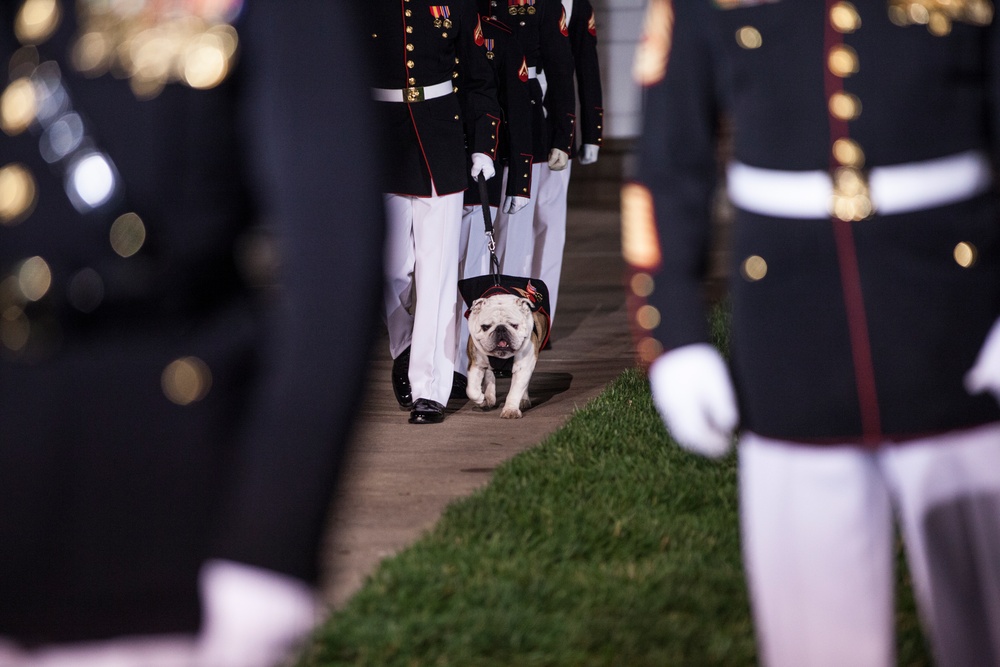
[466,293,550,418]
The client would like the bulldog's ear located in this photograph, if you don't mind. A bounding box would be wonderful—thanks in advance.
[470,298,486,314]
[519,299,532,314]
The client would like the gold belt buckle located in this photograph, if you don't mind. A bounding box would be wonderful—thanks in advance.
[405,86,424,102]
[830,167,874,221]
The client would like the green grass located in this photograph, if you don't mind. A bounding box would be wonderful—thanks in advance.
[302,363,932,666]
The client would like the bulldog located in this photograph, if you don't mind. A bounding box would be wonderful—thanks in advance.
[466,292,550,419]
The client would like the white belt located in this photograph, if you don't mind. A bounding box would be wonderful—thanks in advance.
[371,80,453,103]
[726,150,993,219]
[526,66,538,79]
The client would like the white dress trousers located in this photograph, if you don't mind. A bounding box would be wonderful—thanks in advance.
[739,423,1000,667]
[382,190,464,407]
[493,163,543,277]
[530,161,572,323]
[0,636,195,667]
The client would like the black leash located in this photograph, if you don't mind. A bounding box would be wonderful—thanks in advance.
[477,173,502,285]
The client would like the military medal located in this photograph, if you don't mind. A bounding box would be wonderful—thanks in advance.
[526,0,536,15]
[508,0,520,14]
[430,5,449,28]
[484,38,495,59]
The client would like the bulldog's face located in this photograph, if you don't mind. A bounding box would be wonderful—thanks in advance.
[468,294,534,359]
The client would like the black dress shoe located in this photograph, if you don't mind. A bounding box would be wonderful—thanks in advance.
[409,398,444,424]
[391,347,413,409]
[450,372,468,399]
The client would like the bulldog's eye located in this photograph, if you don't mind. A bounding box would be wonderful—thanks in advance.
[510,324,518,329]
[481,325,490,331]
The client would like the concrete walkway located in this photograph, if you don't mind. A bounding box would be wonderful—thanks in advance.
[320,204,636,608]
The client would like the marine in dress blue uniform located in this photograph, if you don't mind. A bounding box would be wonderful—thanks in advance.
[367,0,502,424]
[0,0,384,664]
[479,0,576,280]
[457,14,535,378]
[532,0,603,328]
[626,0,1000,664]
[463,15,535,210]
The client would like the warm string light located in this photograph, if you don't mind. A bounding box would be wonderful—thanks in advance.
[888,0,993,35]
[71,1,241,99]
[0,0,235,396]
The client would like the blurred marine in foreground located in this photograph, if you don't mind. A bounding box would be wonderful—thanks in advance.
[626,1,1000,665]
[0,1,384,665]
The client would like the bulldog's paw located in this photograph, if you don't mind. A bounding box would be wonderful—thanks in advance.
[501,407,523,419]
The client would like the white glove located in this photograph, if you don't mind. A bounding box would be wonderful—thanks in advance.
[470,153,496,180]
[578,143,600,165]
[503,195,529,214]
[965,316,1000,402]
[648,343,739,458]
[195,560,320,667]
[547,148,569,171]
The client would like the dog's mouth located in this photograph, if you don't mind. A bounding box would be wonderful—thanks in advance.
[487,337,515,358]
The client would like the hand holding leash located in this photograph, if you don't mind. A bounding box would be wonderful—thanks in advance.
[471,152,496,180]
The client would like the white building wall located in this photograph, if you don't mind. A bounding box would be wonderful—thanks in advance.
[593,0,645,139]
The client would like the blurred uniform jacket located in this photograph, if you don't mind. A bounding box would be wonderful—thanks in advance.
[464,15,534,207]
[479,0,576,160]
[365,0,501,197]
[630,0,1000,443]
[565,0,602,155]
[0,0,384,645]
